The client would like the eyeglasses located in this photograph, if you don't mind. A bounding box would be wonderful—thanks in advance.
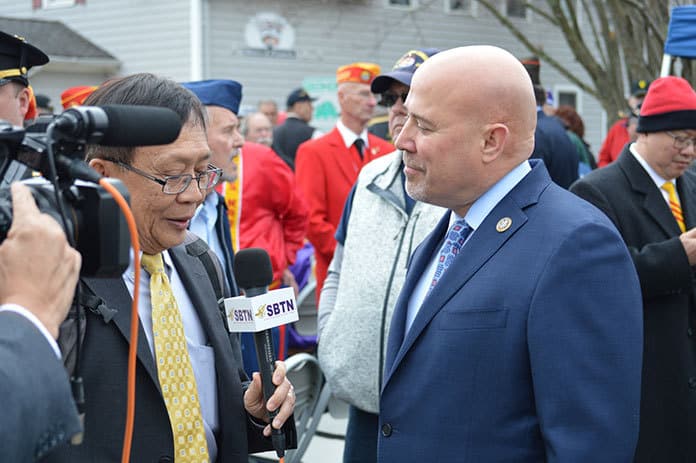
[378,90,409,107]
[111,160,222,195]
[666,132,696,150]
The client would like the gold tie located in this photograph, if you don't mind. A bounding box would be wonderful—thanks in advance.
[141,253,210,463]
[661,182,686,233]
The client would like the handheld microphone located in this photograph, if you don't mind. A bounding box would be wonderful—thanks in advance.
[51,104,182,146]
[230,248,298,458]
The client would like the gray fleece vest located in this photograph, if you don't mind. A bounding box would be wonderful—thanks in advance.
[319,151,445,413]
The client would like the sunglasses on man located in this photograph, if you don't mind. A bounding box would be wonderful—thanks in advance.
[378,90,409,107]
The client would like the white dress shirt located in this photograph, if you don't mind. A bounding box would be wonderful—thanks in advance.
[336,118,369,150]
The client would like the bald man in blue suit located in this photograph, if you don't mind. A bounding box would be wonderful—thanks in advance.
[378,46,643,462]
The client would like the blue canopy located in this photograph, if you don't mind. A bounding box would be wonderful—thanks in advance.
[664,5,696,59]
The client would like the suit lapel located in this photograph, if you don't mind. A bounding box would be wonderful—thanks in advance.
[618,151,682,236]
[170,242,243,447]
[170,246,232,358]
[384,212,449,376]
[82,276,160,390]
[382,161,548,389]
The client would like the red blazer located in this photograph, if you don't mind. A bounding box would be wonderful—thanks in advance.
[238,142,309,284]
[295,127,393,300]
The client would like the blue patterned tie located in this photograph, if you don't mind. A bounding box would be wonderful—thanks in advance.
[430,218,471,289]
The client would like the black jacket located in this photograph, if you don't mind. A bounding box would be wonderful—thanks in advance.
[571,147,696,462]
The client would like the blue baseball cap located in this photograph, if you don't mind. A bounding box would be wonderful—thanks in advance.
[181,79,243,115]
[371,48,440,94]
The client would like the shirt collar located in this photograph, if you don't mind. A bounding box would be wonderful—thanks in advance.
[192,192,219,222]
[336,119,368,149]
[454,160,532,230]
[123,248,174,283]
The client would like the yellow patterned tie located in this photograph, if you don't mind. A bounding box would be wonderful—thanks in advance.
[661,182,686,233]
[141,253,210,463]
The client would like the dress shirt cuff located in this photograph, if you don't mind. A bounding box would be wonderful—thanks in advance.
[0,303,62,358]
[248,413,269,429]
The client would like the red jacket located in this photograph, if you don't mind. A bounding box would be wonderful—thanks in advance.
[224,142,308,284]
[295,127,393,300]
[597,118,629,167]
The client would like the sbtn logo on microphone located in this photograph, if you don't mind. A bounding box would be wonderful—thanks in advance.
[224,287,299,332]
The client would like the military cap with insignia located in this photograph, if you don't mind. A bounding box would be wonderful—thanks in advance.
[336,62,381,85]
[371,48,440,94]
[286,87,316,108]
[0,30,49,87]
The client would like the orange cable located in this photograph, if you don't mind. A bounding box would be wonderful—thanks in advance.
[98,179,140,463]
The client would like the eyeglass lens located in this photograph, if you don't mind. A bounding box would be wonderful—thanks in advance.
[379,91,409,107]
[163,168,221,194]
[669,132,696,149]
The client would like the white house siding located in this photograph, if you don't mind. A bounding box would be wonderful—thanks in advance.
[0,0,192,80]
[0,0,607,153]
[206,0,605,153]
[30,69,112,114]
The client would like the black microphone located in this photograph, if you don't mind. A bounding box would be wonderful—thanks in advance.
[51,104,182,146]
[233,248,287,458]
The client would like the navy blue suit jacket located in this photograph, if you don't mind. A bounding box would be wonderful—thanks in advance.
[379,161,643,462]
[532,111,579,189]
[0,312,81,461]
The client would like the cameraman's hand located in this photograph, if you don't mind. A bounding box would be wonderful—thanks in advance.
[0,183,81,338]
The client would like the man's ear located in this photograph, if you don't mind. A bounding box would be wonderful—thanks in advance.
[89,158,112,177]
[17,86,30,117]
[481,123,508,164]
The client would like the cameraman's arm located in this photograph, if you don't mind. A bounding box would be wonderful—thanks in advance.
[0,183,81,342]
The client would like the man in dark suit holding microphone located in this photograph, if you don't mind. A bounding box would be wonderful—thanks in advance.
[44,73,296,463]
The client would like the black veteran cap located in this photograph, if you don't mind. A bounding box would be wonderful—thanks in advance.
[286,88,316,108]
[631,79,651,98]
[0,30,49,87]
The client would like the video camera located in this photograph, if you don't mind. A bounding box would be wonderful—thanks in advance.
[0,105,182,277]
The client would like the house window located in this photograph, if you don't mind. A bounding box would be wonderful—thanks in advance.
[387,0,417,9]
[446,0,474,14]
[505,0,527,18]
[33,0,84,9]
[558,91,577,108]
[554,85,582,113]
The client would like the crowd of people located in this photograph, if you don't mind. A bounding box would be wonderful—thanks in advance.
[1,22,696,463]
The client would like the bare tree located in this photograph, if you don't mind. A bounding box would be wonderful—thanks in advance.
[475,0,689,126]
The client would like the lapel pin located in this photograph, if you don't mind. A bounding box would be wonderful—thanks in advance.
[496,217,512,232]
